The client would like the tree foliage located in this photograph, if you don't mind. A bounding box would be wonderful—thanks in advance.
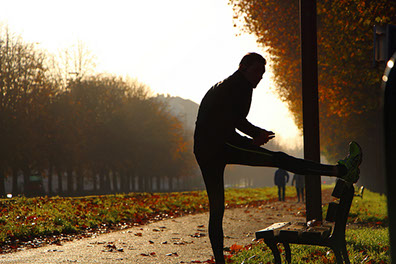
[229,0,396,163]
[0,26,198,196]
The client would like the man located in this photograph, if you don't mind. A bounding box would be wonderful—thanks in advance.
[292,173,305,203]
[274,168,289,201]
[193,52,362,263]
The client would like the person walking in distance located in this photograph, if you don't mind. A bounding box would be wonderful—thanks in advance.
[193,52,362,263]
[292,173,305,203]
[274,168,289,201]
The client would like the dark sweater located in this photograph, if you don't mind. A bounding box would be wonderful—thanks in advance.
[194,70,262,158]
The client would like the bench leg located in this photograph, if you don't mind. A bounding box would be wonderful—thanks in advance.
[333,247,344,264]
[282,242,291,263]
[341,243,350,264]
[265,239,282,264]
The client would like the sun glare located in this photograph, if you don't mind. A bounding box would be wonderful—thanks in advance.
[0,0,301,148]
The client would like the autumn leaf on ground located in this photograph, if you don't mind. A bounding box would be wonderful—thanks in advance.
[165,252,179,256]
[191,233,206,238]
[229,243,244,254]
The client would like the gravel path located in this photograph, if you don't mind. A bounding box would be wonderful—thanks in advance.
[0,191,333,264]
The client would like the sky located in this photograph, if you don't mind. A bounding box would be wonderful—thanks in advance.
[0,0,302,149]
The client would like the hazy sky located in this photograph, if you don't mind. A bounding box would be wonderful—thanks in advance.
[0,0,302,149]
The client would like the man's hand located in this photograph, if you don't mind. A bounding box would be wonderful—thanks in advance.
[253,130,275,146]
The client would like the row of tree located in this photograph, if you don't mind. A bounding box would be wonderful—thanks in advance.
[0,27,200,197]
[229,0,396,192]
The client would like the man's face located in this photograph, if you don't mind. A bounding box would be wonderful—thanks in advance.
[244,62,266,88]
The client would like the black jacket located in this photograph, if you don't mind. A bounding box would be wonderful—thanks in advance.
[274,169,289,186]
[194,70,262,158]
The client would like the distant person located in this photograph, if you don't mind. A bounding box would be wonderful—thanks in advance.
[292,174,305,203]
[274,168,289,201]
[193,52,362,264]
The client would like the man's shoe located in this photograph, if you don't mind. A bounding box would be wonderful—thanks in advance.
[338,141,363,183]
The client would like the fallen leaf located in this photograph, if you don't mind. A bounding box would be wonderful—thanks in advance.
[166,252,179,256]
[191,233,206,238]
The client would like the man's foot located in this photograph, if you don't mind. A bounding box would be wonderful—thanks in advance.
[338,141,363,183]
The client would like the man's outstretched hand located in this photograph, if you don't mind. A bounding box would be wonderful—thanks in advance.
[253,130,275,146]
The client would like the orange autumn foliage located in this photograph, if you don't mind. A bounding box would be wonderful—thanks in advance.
[229,0,396,162]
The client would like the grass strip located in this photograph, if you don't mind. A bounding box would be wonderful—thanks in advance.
[0,187,279,250]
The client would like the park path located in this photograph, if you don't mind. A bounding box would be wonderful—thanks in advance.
[0,191,332,264]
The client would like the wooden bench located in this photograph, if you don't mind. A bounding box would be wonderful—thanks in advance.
[255,180,354,264]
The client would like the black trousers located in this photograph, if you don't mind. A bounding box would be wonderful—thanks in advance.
[296,187,305,202]
[194,139,340,262]
[277,185,286,201]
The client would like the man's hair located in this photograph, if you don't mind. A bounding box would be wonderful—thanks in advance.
[239,52,266,70]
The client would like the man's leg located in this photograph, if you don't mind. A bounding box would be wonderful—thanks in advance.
[277,186,281,201]
[296,187,301,202]
[197,160,226,263]
[281,185,285,201]
[225,142,344,177]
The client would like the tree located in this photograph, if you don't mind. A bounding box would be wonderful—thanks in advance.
[47,40,97,89]
[230,0,396,192]
[0,25,199,196]
[0,26,55,196]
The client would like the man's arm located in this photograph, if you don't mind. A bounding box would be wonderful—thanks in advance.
[252,129,275,146]
[235,118,262,139]
[235,115,275,146]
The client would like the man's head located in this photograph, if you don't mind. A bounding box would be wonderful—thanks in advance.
[238,52,266,88]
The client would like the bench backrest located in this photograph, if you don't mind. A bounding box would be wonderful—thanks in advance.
[325,180,355,240]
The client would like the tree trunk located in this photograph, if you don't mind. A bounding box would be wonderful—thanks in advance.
[57,168,63,194]
[169,176,174,192]
[67,168,73,195]
[93,170,98,193]
[22,166,30,195]
[145,175,150,192]
[112,171,117,193]
[22,166,31,196]
[0,169,5,197]
[48,164,53,195]
[129,171,135,192]
[121,170,128,193]
[76,167,84,195]
[99,169,105,193]
[101,170,111,194]
[12,167,18,195]
[126,171,132,193]
[138,173,144,192]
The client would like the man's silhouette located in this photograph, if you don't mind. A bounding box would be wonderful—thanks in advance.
[193,52,362,263]
[274,168,289,201]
